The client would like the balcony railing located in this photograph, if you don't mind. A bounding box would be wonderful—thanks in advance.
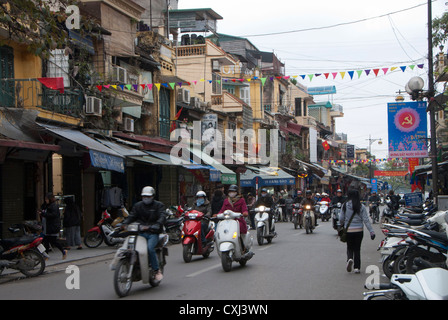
[0,79,84,117]
[176,44,206,57]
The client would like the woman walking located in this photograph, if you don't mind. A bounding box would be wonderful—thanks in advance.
[40,193,67,260]
[339,189,375,273]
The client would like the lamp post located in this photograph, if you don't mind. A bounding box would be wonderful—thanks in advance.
[367,135,382,180]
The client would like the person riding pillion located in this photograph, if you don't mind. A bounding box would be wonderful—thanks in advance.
[121,186,166,282]
[191,190,212,245]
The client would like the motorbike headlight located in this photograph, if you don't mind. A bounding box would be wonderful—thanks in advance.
[305,205,311,210]
[258,206,266,212]
[127,224,139,232]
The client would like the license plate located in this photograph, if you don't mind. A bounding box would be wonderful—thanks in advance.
[37,244,46,253]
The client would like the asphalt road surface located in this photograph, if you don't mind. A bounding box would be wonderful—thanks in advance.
[0,214,384,301]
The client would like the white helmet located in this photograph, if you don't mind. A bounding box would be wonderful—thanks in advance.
[196,191,206,198]
[141,186,155,197]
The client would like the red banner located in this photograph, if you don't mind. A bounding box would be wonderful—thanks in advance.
[374,170,407,176]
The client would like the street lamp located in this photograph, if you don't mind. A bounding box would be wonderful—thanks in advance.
[367,135,382,180]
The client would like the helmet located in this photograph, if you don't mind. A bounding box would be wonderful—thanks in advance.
[336,189,342,193]
[228,184,238,192]
[196,191,206,198]
[305,190,312,195]
[141,186,155,197]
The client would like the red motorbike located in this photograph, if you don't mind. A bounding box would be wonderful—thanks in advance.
[292,203,303,229]
[84,209,127,248]
[181,210,215,263]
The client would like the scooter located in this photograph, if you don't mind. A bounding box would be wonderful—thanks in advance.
[181,210,214,262]
[110,223,169,297]
[84,208,127,248]
[331,202,342,231]
[319,201,330,222]
[303,204,315,234]
[0,224,47,277]
[370,201,381,224]
[254,206,277,245]
[215,210,254,272]
[292,203,303,229]
[363,267,448,300]
[164,208,184,245]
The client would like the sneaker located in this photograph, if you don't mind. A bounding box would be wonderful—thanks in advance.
[346,259,353,272]
[354,268,360,274]
[154,270,163,282]
[62,250,67,260]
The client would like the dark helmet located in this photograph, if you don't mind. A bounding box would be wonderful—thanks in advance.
[228,184,238,192]
[305,190,312,195]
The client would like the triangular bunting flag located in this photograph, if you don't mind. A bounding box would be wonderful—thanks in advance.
[357,70,363,78]
[348,71,354,79]
[111,85,117,90]
[308,74,314,81]
[340,72,346,79]
[400,66,407,72]
[161,83,168,88]
[332,72,338,79]
[169,83,175,89]
[382,68,389,75]
[119,85,125,90]
[365,69,371,76]
[96,85,102,92]
[155,83,161,91]
[261,77,267,86]
[324,73,330,79]
[125,84,132,90]
[147,84,153,90]
[373,69,380,76]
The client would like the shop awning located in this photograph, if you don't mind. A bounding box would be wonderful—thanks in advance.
[129,155,174,166]
[189,147,237,184]
[39,124,125,173]
[296,159,327,177]
[241,166,296,187]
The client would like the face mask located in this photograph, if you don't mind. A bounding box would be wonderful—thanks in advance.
[142,197,153,205]
[196,198,205,206]
[229,192,237,198]
[261,193,267,197]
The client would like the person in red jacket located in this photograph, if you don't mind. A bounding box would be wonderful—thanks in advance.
[216,184,249,234]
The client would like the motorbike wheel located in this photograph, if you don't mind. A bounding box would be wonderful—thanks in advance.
[405,248,446,274]
[293,216,298,229]
[114,259,133,297]
[305,219,310,234]
[392,254,408,275]
[169,229,182,245]
[183,243,193,263]
[84,231,103,248]
[257,227,264,245]
[19,249,46,277]
[221,251,233,272]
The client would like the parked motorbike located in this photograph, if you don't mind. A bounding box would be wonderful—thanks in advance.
[0,224,47,277]
[363,267,448,300]
[319,201,330,222]
[181,210,214,262]
[369,201,381,224]
[215,210,254,272]
[303,204,315,234]
[254,206,277,245]
[292,203,303,229]
[164,208,184,244]
[84,208,128,248]
[110,223,169,297]
[331,203,342,231]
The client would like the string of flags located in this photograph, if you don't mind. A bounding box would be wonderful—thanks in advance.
[324,158,398,164]
[95,63,425,92]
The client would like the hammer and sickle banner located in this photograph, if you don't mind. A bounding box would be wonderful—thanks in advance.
[387,101,428,158]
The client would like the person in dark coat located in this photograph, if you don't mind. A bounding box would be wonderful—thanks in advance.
[40,193,67,259]
[63,196,83,250]
[211,189,225,216]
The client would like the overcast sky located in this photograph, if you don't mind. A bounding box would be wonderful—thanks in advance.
[177,0,447,159]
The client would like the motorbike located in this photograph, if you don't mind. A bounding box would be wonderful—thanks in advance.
[181,210,214,263]
[215,210,254,272]
[110,223,169,297]
[84,208,128,248]
[363,267,448,300]
[331,203,342,231]
[369,201,381,224]
[0,224,47,277]
[303,204,315,234]
[319,201,330,222]
[292,203,303,229]
[254,206,277,245]
[164,208,184,244]
[274,204,286,222]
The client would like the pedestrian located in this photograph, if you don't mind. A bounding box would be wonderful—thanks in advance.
[39,193,67,260]
[246,193,256,229]
[339,188,375,273]
[63,196,83,250]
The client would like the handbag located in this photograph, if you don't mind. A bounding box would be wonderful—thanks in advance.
[338,207,355,243]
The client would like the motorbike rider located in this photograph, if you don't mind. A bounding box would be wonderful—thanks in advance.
[191,190,212,245]
[301,190,317,227]
[368,191,381,215]
[387,190,401,211]
[294,190,303,204]
[320,192,331,203]
[121,186,166,282]
[254,188,275,233]
[331,189,346,206]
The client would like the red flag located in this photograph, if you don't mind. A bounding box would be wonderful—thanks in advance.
[322,140,330,151]
[170,107,183,133]
[37,77,64,93]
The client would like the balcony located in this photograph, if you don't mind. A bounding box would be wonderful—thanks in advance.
[0,79,84,117]
[176,44,207,57]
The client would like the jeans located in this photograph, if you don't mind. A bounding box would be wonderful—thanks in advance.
[346,231,364,269]
[140,233,159,271]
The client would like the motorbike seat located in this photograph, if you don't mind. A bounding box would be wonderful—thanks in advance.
[404,207,424,213]
[399,213,425,219]
[394,218,424,226]
[420,230,448,244]
[0,235,38,250]
[166,217,183,224]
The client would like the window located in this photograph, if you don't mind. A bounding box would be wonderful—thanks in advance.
[47,49,70,87]
[240,86,250,105]
[0,45,14,107]
[295,98,302,116]
[212,73,221,95]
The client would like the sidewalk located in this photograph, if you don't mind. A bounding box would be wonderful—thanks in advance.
[0,243,117,282]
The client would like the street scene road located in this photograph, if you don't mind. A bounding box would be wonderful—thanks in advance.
[0,215,384,301]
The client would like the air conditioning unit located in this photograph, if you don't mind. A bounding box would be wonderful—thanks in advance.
[212,60,220,72]
[190,97,201,108]
[177,88,190,104]
[124,117,134,132]
[111,66,128,83]
[85,96,102,116]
